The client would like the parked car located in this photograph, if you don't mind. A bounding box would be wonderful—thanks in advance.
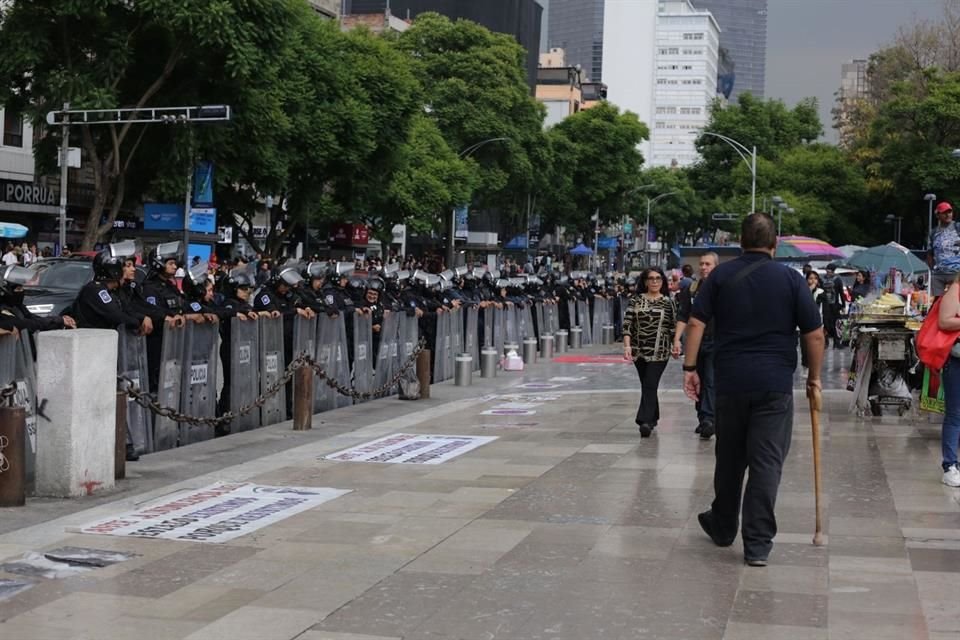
[22,257,93,317]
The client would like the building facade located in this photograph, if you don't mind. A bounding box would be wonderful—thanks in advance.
[692,0,766,99]
[343,0,543,90]
[544,0,605,82]
[835,59,869,149]
[307,0,340,19]
[604,0,719,167]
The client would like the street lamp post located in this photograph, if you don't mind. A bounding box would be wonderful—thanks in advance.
[925,193,938,250]
[448,137,509,269]
[646,191,679,266]
[885,214,903,244]
[699,131,757,213]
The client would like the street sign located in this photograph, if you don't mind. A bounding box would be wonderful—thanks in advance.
[712,213,738,221]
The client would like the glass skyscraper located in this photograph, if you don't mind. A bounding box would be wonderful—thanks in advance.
[545,0,606,82]
[693,0,767,99]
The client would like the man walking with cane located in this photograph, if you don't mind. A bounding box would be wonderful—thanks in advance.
[682,213,824,566]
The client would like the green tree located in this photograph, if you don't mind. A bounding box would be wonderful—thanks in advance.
[632,167,704,246]
[540,102,648,235]
[0,0,303,250]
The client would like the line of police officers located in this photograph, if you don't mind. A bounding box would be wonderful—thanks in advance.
[0,240,637,460]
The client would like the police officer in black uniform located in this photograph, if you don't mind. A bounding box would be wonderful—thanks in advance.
[140,242,189,392]
[72,246,143,332]
[0,265,76,332]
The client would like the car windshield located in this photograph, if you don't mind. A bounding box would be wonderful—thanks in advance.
[26,260,92,289]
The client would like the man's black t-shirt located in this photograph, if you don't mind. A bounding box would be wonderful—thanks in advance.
[691,252,822,395]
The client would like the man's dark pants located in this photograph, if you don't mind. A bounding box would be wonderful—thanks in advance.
[696,342,715,424]
[711,391,793,559]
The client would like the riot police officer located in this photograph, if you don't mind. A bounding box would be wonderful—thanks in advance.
[0,264,76,332]
[72,245,144,332]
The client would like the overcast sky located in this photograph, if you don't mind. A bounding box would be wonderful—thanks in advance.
[766,0,944,141]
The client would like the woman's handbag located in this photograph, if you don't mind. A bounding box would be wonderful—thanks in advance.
[917,293,960,370]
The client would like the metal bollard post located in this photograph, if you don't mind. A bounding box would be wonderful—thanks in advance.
[540,334,555,360]
[0,405,26,507]
[115,391,126,481]
[293,365,314,431]
[570,327,583,349]
[417,349,432,399]
[555,330,568,354]
[504,342,519,358]
[522,338,538,364]
[455,354,473,386]
[480,348,498,378]
[602,324,615,345]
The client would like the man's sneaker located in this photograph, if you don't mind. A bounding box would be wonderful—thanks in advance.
[745,557,768,567]
[943,465,960,487]
[699,420,715,440]
[694,423,703,434]
[697,510,733,547]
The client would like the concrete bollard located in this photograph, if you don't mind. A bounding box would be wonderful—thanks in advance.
[555,330,568,354]
[504,342,519,358]
[36,330,117,498]
[455,354,473,386]
[293,365,314,431]
[522,338,538,365]
[540,334,555,360]
[480,348,498,378]
[416,349,432,399]
[0,406,26,507]
[570,327,583,349]
[115,391,126,481]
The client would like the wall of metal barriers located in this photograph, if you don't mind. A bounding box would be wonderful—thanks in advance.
[0,296,629,469]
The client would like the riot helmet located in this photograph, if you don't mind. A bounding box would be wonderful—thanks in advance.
[149,241,182,274]
[272,264,304,289]
[183,261,211,301]
[0,264,33,299]
[93,249,125,282]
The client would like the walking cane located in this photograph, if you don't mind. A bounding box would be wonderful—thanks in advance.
[807,385,825,546]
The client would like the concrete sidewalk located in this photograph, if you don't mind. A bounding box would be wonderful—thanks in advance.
[0,345,955,639]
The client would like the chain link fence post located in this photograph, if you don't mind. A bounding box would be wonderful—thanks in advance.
[293,364,314,431]
[115,390,126,481]
[0,402,26,507]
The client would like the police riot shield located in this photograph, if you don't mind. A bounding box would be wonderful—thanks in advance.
[482,307,493,348]
[154,324,187,451]
[504,305,519,344]
[535,302,545,339]
[230,317,260,432]
[333,313,352,409]
[352,312,374,403]
[180,320,218,445]
[578,300,593,345]
[620,295,629,328]
[548,302,560,334]
[433,311,450,382]
[398,313,420,391]
[493,306,505,356]
[521,305,536,340]
[315,314,339,413]
[451,306,464,357]
[592,297,605,339]
[259,316,286,427]
[118,329,153,454]
[464,306,480,370]
[374,310,400,397]
[566,300,576,332]
[0,333,15,393]
[10,333,37,486]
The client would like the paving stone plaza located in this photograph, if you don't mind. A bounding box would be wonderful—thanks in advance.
[0,346,956,640]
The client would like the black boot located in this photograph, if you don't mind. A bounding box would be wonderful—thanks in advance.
[125,444,140,462]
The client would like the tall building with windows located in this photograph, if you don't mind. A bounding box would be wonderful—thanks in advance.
[544,0,605,82]
[692,0,766,99]
[835,59,869,149]
[604,0,719,167]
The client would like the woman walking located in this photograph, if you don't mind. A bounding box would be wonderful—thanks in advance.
[623,267,678,437]
[938,274,960,486]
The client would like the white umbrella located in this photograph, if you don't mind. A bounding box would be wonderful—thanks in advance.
[836,244,867,259]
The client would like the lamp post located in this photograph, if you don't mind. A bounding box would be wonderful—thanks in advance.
[699,131,757,213]
[885,214,903,244]
[646,191,679,266]
[619,184,656,271]
[925,193,938,250]
[448,137,510,269]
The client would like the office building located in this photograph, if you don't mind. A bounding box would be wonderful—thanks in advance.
[544,0,605,81]
[836,59,869,148]
[343,0,543,89]
[604,0,719,167]
[693,0,767,99]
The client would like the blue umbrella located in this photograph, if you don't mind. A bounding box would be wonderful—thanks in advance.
[0,222,27,239]
[569,243,594,256]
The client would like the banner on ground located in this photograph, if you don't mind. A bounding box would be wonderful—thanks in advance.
[76,483,350,544]
[324,433,497,465]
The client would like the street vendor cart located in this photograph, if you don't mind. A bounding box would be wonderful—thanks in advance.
[846,294,921,417]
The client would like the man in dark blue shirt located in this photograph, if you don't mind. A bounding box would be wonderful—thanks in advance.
[682,213,824,567]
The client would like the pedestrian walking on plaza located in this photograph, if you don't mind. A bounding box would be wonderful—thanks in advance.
[674,252,719,439]
[682,213,824,566]
[822,264,844,348]
[623,267,678,438]
[936,273,960,487]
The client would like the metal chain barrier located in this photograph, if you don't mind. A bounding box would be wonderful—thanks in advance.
[0,435,8,474]
[117,338,426,428]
